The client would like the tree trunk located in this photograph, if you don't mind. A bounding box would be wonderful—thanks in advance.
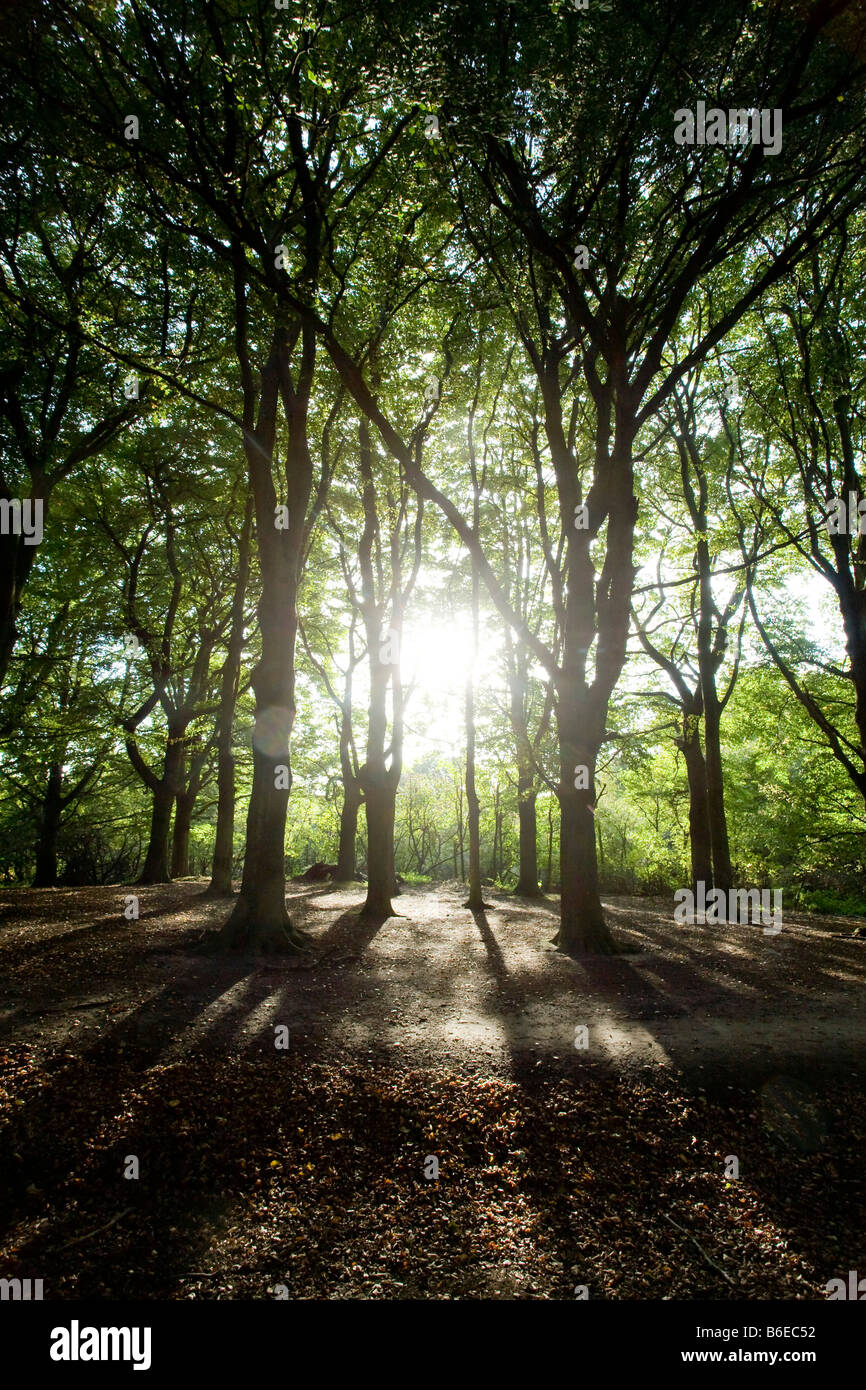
[516,780,540,896]
[171,787,194,879]
[464,670,483,910]
[0,515,42,691]
[209,748,238,895]
[33,762,63,887]
[554,476,624,950]
[362,777,396,918]
[137,728,186,884]
[695,520,733,894]
[547,385,634,954]
[138,786,175,885]
[702,685,732,894]
[554,696,613,951]
[354,412,411,922]
[358,612,397,918]
[335,667,361,881]
[221,323,314,952]
[336,781,361,881]
[207,494,253,897]
[678,713,713,897]
[544,802,555,891]
[464,400,485,911]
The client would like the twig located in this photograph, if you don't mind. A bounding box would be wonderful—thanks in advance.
[59,1207,133,1251]
[663,1214,736,1285]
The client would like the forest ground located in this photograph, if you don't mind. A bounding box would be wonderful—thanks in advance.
[0,880,864,1300]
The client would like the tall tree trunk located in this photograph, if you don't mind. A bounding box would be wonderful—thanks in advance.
[678,711,713,897]
[555,696,609,951]
[335,664,361,881]
[695,509,733,894]
[33,762,63,887]
[138,786,175,885]
[0,510,42,691]
[222,323,313,952]
[171,787,194,879]
[841,591,866,807]
[491,783,502,881]
[516,779,539,896]
[357,417,397,921]
[544,802,555,891]
[701,677,732,894]
[548,384,633,954]
[464,667,483,909]
[358,610,399,918]
[362,775,396,918]
[464,403,485,911]
[138,727,185,885]
[358,625,400,917]
[336,782,361,882]
[553,405,633,950]
[207,495,253,897]
[509,652,541,896]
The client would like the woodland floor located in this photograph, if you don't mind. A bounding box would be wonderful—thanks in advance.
[0,880,864,1299]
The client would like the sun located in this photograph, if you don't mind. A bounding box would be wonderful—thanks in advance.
[399,613,498,758]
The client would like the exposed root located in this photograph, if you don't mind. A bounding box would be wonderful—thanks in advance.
[214,898,309,955]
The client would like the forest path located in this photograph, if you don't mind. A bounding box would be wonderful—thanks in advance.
[2,881,865,1299]
[1,880,864,1086]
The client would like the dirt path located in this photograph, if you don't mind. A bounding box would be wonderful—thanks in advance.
[2,882,864,1299]
[1,880,864,1085]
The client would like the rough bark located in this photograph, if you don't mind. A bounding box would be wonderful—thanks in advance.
[516,783,540,896]
[207,495,253,897]
[507,653,542,897]
[695,527,733,895]
[137,727,185,884]
[678,710,713,897]
[334,649,363,882]
[551,394,636,954]
[222,322,314,953]
[336,779,362,882]
[171,786,193,879]
[0,525,40,692]
[172,734,208,882]
[32,761,62,887]
[544,802,555,892]
[356,418,397,920]
[464,669,484,909]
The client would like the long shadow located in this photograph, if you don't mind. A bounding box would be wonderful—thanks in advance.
[4,881,863,1299]
[310,897,397,955]
[0,899,202,963]
[476,895,866,1296]
[536,892,866,1011]
[0,947,259,1295]
[468,904,674,1296]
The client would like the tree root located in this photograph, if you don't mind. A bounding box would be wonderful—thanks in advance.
[214,898,310,954]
